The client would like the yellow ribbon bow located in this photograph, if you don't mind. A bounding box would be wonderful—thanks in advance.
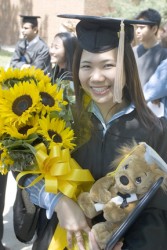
[16,142,94,249]
[17,143,94,198]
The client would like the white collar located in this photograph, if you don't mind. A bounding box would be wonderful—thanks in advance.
[94,193,138,212]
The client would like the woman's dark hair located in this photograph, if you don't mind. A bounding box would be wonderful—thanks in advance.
[54,32,78,73]
[123,42,159,128]
[72,42,160,130]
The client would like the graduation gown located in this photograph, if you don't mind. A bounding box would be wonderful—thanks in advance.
[10,37,51,74]
[32,110,167,250]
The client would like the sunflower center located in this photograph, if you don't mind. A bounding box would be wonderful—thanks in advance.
[48,130,62,143]
[18,125,33,134]
[40,92,55,107]
[12,95,32,116]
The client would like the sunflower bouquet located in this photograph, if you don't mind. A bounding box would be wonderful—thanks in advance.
[0,66,76,174]
[0,66,94,200]
[0,67,95,250]
[0,66,94,250]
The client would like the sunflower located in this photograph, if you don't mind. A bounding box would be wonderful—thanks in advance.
[37,80,67,115]
[18,67,51,85]
[0,80,40,125]
[0,67,21,87]
[4,115,40,139]
[27,67,51,84]
[38,116,76,150]
[0,67,51,88]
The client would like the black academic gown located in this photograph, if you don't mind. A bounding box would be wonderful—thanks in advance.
[10,38,51,74]
[51,66,73,83]
[32,110,167,250]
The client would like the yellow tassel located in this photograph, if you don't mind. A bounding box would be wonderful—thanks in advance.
[113,20,125,103]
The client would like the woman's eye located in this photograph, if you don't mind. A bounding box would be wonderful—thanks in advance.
[123,164,128,170]
[104,64,113,69]
[136,177,142,184]
[104,63,116,69]
[80,65,90,69]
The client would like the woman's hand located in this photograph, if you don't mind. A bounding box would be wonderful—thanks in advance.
[55,196,123,250]
[112,241,123,250]
[55,195,90,249]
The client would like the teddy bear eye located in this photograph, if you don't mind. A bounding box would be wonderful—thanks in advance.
[136,177,142,184]
[123,164,128,170]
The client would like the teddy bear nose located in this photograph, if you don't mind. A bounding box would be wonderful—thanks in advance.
[120,175,129,185]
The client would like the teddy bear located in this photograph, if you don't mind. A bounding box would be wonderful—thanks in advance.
[77,141,167,249]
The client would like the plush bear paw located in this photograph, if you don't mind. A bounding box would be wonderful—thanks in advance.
[103,202,126,222]
[77,192,99,218]
[92,221,117,249]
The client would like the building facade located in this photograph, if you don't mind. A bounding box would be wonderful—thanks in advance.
[0,0,110,47]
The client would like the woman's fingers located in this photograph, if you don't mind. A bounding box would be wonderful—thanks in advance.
[75,231,84,245]
[67,231,86,250]
[89,231,100,250]
[112,241,123,250]
[67,231,73,249]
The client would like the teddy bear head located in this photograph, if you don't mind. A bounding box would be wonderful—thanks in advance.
[77,141,167,249]
[112,142,167,197]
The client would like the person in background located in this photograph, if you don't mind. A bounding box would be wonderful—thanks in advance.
[143,58,167,118]
[159,21,167,48]
[50,32,78,82]
[10,15,51,74]
[49,32,78,105]
[133,8,167,87]
[20,14,167,250]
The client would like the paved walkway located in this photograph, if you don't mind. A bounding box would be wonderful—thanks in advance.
[3,172,32,250]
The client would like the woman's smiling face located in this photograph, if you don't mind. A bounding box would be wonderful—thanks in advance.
[49,36,65,66]
[79,49,118,108]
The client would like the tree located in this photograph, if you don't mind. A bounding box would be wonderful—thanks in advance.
[108,0,167,22]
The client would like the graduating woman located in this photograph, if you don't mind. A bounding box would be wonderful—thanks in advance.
[22,15,167,250]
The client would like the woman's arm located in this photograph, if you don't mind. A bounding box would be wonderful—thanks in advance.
[143,59,167,101]
[24,175,63,219]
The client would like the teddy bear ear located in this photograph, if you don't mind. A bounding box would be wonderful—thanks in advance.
[142,142,167,173]
[135,143,147,155]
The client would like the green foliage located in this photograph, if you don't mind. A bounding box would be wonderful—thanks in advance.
[0,49,12,68]
[108,0,167,22]
[0,49,13,57]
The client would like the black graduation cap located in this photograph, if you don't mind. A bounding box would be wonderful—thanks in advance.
[20,15,41,27]
[57,14,155,103]
[57,14,155,52]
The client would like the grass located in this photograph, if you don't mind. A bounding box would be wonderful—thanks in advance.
[0,49,13,68]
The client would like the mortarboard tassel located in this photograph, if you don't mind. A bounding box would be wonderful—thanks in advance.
[113,20,125,103]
